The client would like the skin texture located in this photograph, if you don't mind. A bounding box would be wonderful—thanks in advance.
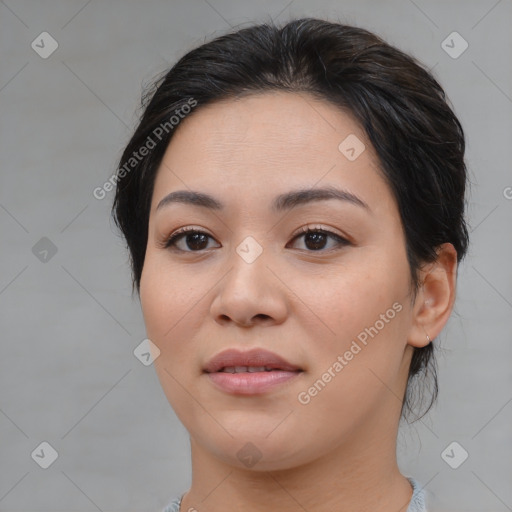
[140,92,457,511]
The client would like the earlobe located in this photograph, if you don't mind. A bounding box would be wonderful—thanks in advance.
[408,243,458,348]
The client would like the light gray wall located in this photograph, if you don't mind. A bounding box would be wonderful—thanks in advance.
[1,1,511,511]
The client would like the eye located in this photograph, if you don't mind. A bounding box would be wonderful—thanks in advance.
[287,225,351,252]
[163,227,220,252]
[162,225,351,253]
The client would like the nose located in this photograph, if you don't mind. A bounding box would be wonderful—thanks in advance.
[209,242,289,328]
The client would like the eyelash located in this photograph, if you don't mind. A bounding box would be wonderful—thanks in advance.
[162,225,351,253]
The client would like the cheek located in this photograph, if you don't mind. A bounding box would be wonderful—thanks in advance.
[296,253,411,405]
[306,261,408,341]
[140,254,194,346]
[140,252,211,381]
[140,256,205,420]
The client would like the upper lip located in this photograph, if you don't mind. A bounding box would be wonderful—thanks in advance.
[203,348,302,373]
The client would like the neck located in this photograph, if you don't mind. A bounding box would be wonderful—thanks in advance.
[180,409,413,512]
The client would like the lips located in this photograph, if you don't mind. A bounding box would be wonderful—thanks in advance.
[203,348,303,395]
[203,348,302,374]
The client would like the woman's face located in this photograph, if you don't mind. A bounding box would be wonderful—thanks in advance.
[140,92,419,470]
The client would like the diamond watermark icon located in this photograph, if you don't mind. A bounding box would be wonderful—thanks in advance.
[32,237,58,263]
[31,441,58,469]
[441,32,468,59]
[134,338,160,366]
[31,32,59,59]
[441,441,469,469]
[236,236,263,264]
[338,134,366,161]
[237,442,262,468]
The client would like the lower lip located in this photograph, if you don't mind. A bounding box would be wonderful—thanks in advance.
[205,370,302,395]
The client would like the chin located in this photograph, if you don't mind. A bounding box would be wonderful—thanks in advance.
[193,426,318,472]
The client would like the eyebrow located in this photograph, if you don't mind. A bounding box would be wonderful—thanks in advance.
[155,186,370,213]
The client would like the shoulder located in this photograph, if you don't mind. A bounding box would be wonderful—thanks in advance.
[407,477,428,512]
[162,496,182,512]
[163,481,427,512]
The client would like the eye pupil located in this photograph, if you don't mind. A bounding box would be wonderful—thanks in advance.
[187,233,208,250]
[305,232,327,250]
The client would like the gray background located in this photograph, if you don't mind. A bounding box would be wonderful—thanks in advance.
[1,0,511,511]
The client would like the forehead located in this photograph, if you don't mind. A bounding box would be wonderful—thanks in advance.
[150,92,393,215]
[162,91,369,161]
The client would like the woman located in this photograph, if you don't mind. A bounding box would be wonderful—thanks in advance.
[112,18,469,512]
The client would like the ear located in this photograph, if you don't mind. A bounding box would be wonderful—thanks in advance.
[408,243,458,348]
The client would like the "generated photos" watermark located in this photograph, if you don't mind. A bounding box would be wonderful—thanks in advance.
[298,301,403,405]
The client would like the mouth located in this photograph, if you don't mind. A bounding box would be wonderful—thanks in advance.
[203,348,303,395]
[215,366,292,373]
[203,348,302,373]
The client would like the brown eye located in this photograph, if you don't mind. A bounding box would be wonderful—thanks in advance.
[288,228,350,252]
[303,231,328,250]
[164,228,219,252]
